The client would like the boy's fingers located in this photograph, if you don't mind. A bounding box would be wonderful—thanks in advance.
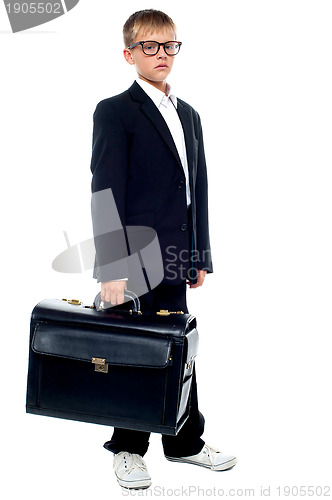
[101,281,126,304]
[117,292,125,305]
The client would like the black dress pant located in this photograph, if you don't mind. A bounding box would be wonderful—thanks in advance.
[103,281,205,458]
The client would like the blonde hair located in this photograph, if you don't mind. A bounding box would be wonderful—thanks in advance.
[123,9,177,48]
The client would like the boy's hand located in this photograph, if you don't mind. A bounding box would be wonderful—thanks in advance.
[187,269,207,288]
[101,280,127,305]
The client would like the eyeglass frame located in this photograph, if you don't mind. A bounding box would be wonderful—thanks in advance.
[128,40,182,56]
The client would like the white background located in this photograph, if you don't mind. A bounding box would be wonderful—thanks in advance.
[1,0,332,498]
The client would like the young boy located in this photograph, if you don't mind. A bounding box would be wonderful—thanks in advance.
[90,9,237,490]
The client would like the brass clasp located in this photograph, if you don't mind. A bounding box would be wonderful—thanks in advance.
[157,310,171,316]
[157,310,184,316]
[186,356,196,370]
[92,357,108,374]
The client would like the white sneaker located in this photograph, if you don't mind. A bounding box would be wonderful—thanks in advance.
[113,451,152,489]
[165,444,237,471]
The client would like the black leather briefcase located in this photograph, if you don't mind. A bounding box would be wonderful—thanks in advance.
[26,292,198,435]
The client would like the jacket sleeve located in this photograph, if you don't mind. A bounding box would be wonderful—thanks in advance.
[90,100,129,282]
[195,113,213,273]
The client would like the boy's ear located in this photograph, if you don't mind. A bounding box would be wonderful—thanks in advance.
[123,48,135,66]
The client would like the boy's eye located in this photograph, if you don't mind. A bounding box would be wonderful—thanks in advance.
[165,43,180,54]
[144,42,158,51]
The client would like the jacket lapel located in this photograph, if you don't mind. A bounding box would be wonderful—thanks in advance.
[129,82,196,201]
[129,82,183,168]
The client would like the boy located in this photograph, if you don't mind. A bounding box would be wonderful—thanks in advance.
[90,9,237,490]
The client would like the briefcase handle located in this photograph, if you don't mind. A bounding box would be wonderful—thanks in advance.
[94,290,141,313]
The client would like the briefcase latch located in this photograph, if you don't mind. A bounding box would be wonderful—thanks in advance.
[186,355,196,370]
[67,299,82,305]
[157,310,184,316]
[92,357,108,374]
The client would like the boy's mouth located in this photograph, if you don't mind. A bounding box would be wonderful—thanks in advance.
[155,64,168,69]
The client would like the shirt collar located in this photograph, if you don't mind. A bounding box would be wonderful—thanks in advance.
[136,78,177,109]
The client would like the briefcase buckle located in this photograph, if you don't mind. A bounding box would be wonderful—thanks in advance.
[157,310,184,316]
[186,355,195,370]
[92,357,108,374]
[67,299,82,305]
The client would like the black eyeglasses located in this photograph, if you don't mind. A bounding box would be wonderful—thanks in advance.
[128,40,182,56]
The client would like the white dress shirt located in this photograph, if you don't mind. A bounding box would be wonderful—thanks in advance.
[136,78,191,206]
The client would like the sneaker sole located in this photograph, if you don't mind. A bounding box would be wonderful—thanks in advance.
[117,478,152,489]
[165,455,237,471]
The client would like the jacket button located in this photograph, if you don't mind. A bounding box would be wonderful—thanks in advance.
[178,180,184,189]
[181,223,187,231]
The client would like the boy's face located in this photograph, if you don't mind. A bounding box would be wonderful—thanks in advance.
[124,27,176,91]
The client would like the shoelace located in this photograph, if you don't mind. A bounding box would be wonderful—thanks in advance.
[114,452,148,474]
[202,444,221,467]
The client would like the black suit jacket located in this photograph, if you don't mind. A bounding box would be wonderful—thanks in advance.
[90,81,213,286]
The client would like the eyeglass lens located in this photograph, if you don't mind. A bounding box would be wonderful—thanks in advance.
[142,41,180,55]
